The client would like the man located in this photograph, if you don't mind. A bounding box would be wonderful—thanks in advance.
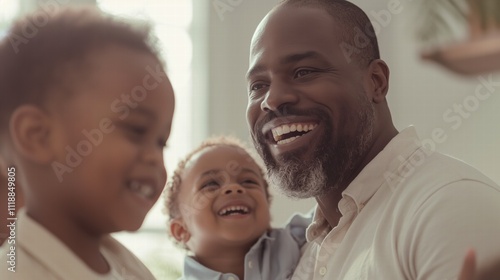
[245,0,500,279]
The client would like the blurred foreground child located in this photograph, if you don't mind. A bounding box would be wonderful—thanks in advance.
[0,6,175,279]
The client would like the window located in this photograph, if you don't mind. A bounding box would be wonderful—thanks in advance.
[0,0,20,32]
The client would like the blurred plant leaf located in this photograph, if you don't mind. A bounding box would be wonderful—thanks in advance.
[416,0,468,44]
[480,0,500,30]
[416,0,500,44]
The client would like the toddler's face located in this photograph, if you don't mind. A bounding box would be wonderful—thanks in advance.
[50,46,175,232]
[176,145,271,253]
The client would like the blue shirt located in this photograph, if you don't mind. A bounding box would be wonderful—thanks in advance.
[180,214,311,280]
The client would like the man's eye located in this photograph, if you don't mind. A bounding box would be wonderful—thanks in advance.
[294,69,314,78]
[250,82,268,92]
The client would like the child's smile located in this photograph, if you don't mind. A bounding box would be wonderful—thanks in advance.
[173,145,271,255]
[218,203,250,217]
[126,179,160,208]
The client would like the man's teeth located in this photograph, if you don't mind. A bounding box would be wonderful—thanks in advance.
[277,136,300,145]
[218,205,249,216]
[272,123,317,143]
[128,181,154,199]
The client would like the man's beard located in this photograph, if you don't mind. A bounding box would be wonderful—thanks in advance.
[251,96,375,199]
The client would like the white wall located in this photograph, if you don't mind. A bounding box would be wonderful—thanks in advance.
[203,0,500,226]
[354,0,500,185]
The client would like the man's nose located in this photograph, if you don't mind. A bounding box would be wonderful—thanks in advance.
[260,82,299,113]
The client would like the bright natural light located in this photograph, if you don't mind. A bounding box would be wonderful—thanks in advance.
[0,0,19,29]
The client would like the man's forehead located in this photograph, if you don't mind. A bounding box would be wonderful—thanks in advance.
[248,7,344,77]
[249,6,339,57]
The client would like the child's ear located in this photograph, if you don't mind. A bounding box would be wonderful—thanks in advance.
[10,105,54,164]
[170,219,191,244]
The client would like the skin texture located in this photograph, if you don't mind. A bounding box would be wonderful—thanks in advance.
[170,145,271,280]
[7,46,175,273]
[246,5,397,227]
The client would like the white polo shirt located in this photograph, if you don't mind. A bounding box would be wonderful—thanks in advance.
[292,126,500,280]
[0,210,155,280]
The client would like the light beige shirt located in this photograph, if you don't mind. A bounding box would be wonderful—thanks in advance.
[0,210,155,280]
[292,126,500,280]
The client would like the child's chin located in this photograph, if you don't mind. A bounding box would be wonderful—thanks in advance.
[124,222,145,232]
[114,218,146,233]
[123,225,142,232]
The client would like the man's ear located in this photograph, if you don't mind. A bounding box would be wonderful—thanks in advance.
[366,59,390,104]
[170,218,191,244]
[10,105,55,164]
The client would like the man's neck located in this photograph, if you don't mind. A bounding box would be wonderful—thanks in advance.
[316,190,343,228]
[316,124,399,229]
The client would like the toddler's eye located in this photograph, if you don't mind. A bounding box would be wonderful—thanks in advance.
[241,179,259,187]
[201,181,220,190]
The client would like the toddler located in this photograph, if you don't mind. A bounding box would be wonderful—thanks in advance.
[165,136,309,280]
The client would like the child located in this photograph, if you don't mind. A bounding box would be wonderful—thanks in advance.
[165,136,310,280]
[0,6,175,279]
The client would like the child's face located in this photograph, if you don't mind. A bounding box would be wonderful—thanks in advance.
[174,145,271,254]
[46,46,175,232]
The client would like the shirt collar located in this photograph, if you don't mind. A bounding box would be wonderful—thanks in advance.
[182,232,274,280]
[17,209,124,279]
[183,256,230,280]
[17,208,90,279]
[306,126,422,241]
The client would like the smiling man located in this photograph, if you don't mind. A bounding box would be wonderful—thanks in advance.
[246,0,500,279]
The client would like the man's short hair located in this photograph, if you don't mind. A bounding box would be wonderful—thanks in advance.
[279,0,380,67]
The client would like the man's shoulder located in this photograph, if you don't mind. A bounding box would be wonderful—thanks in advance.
[379,149,500,222]
[390,149,498,195]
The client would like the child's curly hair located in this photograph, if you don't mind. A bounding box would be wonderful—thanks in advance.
[164,136,272,249]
